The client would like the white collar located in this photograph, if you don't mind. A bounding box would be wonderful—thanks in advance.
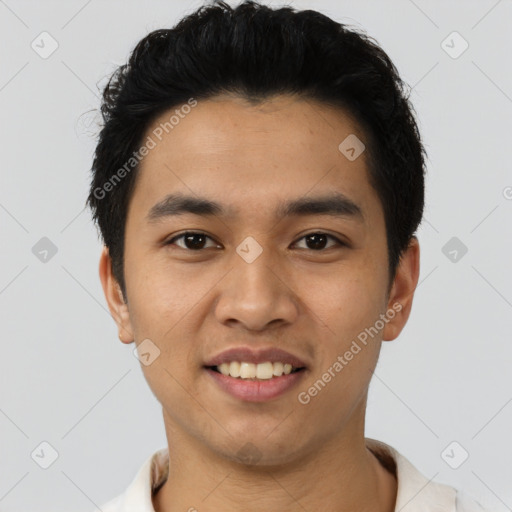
[99,438,486,511]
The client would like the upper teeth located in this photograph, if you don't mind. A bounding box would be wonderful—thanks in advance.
[216,361,296,379]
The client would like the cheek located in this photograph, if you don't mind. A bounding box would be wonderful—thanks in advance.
[302,269,386,340]
[126,263,202,406]
[298,277,384,412]
[124,258,214,380]
[124,253,193,332]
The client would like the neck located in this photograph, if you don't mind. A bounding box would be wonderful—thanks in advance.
[152,409,397,512]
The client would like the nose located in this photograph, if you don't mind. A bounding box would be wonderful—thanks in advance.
[213,250,300,332]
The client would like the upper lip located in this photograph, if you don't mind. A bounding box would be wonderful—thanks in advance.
[204,347,308,368]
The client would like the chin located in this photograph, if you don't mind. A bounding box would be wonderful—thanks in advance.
[213,434,306,468]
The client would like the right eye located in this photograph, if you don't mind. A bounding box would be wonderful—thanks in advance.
[165,231,221,251]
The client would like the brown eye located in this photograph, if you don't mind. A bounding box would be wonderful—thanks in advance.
[294,232,345,251]
[166,232,219,250]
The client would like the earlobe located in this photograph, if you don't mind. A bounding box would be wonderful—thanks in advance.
[98,246,134,343]
[382,236,420,342]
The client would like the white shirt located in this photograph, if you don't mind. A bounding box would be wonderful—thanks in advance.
[95,438,489,512]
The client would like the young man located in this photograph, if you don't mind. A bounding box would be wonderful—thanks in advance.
[87,1,488,511]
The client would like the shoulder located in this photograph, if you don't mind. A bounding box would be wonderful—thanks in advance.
[88,447,169,512]
[365,438,492,512]
[89,492,125,512]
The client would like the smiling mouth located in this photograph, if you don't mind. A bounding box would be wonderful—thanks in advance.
[206,361,305,380]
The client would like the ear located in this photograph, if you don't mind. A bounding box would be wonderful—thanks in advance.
[98,246,134,343]
[382,236,420,341]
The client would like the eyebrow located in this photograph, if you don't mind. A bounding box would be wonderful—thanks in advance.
[146,192,364,223]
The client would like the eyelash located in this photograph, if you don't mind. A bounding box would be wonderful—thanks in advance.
[164,231,347,252]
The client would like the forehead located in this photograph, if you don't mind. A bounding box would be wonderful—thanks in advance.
[129,94,381,224]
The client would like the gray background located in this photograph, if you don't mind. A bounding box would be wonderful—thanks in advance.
[0,0,511,510]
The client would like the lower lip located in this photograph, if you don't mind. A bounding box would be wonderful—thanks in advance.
[205,368,306,402]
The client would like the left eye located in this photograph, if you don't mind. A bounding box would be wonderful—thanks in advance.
[165,232,344,251]
[293,232,344,250]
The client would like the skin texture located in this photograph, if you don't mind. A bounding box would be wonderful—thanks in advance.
[99,94,420,512]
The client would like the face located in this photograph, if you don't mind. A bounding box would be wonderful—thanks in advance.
[100,94,419,465]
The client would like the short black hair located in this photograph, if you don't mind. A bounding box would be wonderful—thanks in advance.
[87,0,426,301]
